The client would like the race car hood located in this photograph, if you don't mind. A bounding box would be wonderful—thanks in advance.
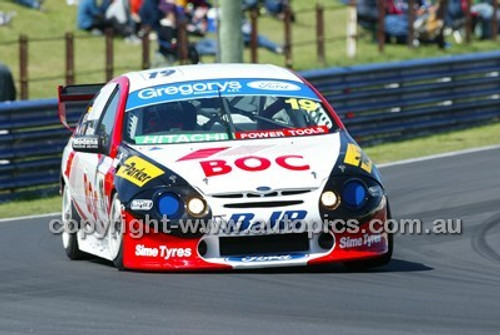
[129,132,341,195]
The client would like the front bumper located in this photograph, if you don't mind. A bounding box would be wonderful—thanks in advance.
[121,205,390,271]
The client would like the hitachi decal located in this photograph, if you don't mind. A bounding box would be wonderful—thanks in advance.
[137,81,242,99]
[136,133,229,144]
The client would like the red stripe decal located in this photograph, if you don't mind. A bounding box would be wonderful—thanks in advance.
[177,147,229,162]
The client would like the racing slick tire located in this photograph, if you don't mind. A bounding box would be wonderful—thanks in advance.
[107,193,125,270]
[61,184,87,260]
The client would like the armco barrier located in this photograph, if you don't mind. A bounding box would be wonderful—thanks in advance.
[0,99,84,202]
[302,51,500,144]
[1,51,500,202]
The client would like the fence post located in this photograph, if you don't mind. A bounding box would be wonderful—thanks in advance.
[177,20,189,64]
[250,8,259,63]
[65,32,75,85]
[377,0,385,52]
[492,0,498,41]
[347,0,357,58]
[465,0,472,43]
[105,29,114,81]
[316,4,325,66]
[408,0,415,48]
[284,5,293,68]
[141,28,151,69]
[436,0,448,49]
[19,35,28,100]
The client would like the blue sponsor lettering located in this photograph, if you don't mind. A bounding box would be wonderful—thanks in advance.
[228,210,308,232]
[126,78,319,111]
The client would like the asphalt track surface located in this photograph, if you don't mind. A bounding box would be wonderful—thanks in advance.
[1,148,499,335]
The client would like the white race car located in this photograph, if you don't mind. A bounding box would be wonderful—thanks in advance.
[58,63,392,271]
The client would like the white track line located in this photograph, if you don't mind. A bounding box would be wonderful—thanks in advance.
[378,144,500,168]
[0,212,60,223]
[1,144,499,223]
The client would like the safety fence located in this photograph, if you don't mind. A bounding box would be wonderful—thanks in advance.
[1,51,499,202]
[5,1,500,100]
[302,50,500,144]
[2,3,353,100]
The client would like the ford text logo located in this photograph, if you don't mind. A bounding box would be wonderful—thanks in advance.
[247,80,301,91]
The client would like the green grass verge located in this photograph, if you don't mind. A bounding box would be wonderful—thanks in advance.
[1,0,500,98]
[1,122,499,219]
[0,195,61,219]
[364,122,500,163]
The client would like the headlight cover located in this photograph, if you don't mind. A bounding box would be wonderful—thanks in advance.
[320,176,385,221]
[157,192,184,219]
[342,180,368,209]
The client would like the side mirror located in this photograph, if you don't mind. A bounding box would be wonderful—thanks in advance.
[72,135,105,154]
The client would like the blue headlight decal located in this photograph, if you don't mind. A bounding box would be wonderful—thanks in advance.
[158,193,183,218]
[342,180,367,209]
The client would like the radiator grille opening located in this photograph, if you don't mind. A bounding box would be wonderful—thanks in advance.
[211,188,314,199]
[223,200,303,208]
[219,233,309,256]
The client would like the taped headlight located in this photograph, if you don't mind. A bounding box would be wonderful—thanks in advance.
[158,193,184,219]
[342,180,368,209]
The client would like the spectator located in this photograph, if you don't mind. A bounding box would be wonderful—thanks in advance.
[130,0,144,32]
[77,0,110,32]
[195,17,283,56]
[105,0,137,38]
[242,19,283,53]
[383,0,443,44]
[356,0,378,30]
[154,0,199,63]
[472,0,500,39]
[0,62,16,102]
[139,0,162,32]
[12,0,45,10]
[384,0,412,43]
[184,0,211,36]
[243,0,291,20]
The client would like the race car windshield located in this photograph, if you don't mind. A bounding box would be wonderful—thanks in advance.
[124,95,338,145]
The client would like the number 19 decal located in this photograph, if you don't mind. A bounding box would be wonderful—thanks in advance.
[284,98,319,112]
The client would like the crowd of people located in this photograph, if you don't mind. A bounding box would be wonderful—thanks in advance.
[76,0,289,64]
[6,0,498,63]
[355,0,500,46]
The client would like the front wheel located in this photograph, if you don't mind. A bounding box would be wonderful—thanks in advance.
[61,184,87,260]
[107,193,125,270]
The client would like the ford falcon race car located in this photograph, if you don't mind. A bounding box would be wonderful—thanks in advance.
[58,63,393,271]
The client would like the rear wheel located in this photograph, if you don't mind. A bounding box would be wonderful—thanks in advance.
[107,193,125,270]
[61,184,87,260]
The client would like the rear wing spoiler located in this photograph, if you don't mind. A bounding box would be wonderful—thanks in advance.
[57,83,104,131]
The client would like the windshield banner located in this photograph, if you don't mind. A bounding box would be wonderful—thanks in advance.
[236,125,329,140]
[126,78,319,111]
